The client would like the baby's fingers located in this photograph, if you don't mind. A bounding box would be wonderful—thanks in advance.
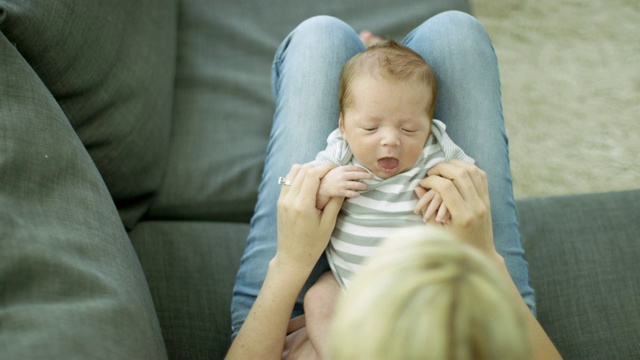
[423,192,443,223]
[436,203,449,224]
[347,180,368,192]
[343,165,374,181]
[343,190,361,199]
[414,189,435,214]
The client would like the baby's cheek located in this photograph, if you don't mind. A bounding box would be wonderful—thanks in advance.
[405,145,424,163]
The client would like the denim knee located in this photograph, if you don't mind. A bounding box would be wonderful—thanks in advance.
[293,15,355,41]
[283,15,361,60]
[405,10,492,57]
[272,15,363,99]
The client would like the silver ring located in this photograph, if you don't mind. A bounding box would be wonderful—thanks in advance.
[278,176,293,186]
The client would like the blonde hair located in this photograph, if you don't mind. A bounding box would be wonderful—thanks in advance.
[339,40,438,120]
[329,227,531,360]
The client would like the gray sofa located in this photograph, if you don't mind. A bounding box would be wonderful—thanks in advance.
[1,0,638,359]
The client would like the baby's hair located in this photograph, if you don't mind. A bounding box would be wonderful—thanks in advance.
[339,39,438,119]
[329,227,531,360]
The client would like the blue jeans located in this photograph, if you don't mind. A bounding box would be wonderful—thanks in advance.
[231,11,535,339]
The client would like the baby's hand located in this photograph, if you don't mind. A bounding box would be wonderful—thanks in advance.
[414,188,451,224]
[316,165,373,209]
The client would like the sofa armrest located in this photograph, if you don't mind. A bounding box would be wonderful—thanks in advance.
[0,31,166,359]
[517,190,640,359]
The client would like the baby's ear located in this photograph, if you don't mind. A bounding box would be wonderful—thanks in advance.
[338,113,345,135]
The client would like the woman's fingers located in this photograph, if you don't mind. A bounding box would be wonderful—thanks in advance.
[311,163,344,227]
[276,163,342,269]
[422,161,496,255]
[301,163,334,201]
[426,162,477,203]
[449,159,489,203]
[289,164,314,199]
[315,162,341,178]
[284,163,333,204]
[287,163,341,224]
[426,160,488,205]
[279,164,302,202]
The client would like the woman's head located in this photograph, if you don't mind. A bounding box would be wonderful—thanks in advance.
[329,227,531,360]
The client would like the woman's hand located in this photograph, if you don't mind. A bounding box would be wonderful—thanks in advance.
[275,163,344,272]
[420,160,563,360]
[418,160,498,260]
[227,163,343,360]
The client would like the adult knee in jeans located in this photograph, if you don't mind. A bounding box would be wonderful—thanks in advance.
[282,15,363,62]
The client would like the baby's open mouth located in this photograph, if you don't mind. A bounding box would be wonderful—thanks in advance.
[378,157,399,172]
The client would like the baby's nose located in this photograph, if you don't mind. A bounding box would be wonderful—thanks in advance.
[380,131,400,147]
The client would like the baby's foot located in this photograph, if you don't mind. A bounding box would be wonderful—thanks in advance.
[359,31,382,47]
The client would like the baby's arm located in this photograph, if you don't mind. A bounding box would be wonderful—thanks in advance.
[316,165,373,210]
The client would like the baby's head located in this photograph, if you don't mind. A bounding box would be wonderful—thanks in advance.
[329,227,531,360]
[337,40,439,179]
[339,40,438,120]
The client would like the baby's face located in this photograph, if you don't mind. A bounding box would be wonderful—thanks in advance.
[340,75,432,179]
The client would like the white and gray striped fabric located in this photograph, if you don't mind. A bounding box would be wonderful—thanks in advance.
[313,119,474,288]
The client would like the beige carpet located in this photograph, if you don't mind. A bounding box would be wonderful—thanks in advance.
[471,0,639,199]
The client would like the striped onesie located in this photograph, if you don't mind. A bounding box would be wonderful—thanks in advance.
[313,119,475,289]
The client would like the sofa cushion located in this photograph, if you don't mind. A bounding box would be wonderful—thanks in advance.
[517,190,640,359]
[0,32,166,359]
[147,0,471,222]
[130,221,248,359]
[0,0,177,229]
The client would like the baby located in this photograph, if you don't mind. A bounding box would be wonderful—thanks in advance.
[303,39,475,356]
